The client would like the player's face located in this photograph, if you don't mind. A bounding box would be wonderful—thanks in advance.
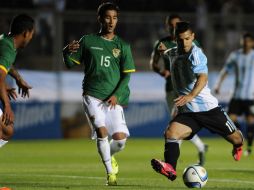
[167,17,181,36]
[100,10,118,34]
[21,28,35,48]
[243,37,254,50]
[176,30,194,53]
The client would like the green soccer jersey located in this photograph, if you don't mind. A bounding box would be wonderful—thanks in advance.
[153,36,200,92]
[0,34,17,74]
[63,34,135,105]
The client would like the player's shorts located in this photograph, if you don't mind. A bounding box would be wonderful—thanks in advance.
[171,106,237,139]
[0,108,2,117]
[228,98,254,116]
[82,95,129,139]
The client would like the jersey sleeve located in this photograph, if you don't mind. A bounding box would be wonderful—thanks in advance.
[190,48,208,74]
[0,44,12,73]
[63,36,84,68]
[121,44,135,73]
[223,51,237,73]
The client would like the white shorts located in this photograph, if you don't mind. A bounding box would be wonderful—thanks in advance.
[82,95,130,139]
[0,108,2,117]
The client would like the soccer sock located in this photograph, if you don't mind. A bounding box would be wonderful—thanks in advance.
[164,139,180,170]
[96,136,113,174]
[190,134,205,152]
[110,138,126,156]
[247,124,254,149]
[0,139,8,148]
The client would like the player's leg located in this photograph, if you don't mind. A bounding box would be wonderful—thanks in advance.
[107,105,129,177]
[0,109,14,148]
[202,107,244,161]
[151,113,200,181]
[82,95,114,183]
[190,134,208,166]
[245,115,254,156]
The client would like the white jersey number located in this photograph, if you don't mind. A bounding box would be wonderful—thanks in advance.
[100,55,111,67]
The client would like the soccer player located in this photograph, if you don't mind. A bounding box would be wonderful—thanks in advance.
[62,2,135,186]
[0,14,34,147]
[150,14,208,165]
[214,33,254,156]
[151,21,244,181]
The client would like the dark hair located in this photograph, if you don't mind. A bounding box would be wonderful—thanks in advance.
[175,21,192,35]
[243,32,254,40]
[10,14,34,35]
[97,2,119,17]
[166,14,182,22]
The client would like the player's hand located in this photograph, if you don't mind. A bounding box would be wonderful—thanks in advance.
[16,79,32,98]
[158,42,167,55]
[2,105,14,126]
[106,95,118,109]
[174,95,194,107]
[7,87,17,100]
[213,86,220,94]
[68,40,80,53]
[160,70,171,78]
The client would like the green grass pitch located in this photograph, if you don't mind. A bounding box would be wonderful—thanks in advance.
[0,138,253,190]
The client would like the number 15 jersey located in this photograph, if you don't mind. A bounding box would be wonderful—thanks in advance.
[64,34,135,105]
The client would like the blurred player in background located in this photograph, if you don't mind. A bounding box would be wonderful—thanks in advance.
[151,21,244,181]
[63,2,135,186]
[214,32,254,156]
[0,14,34,148]
[150,14,208,165]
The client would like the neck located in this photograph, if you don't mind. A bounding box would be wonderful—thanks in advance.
[243,47,251,54]
[9,33,20,49]
[99,30,115,40]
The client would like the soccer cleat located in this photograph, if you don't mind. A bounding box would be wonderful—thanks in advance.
[0,187,12,190]
[232,146,243,161]
[198,144,208,166]
[151,159,177,181]
[106,173,117,186]
[111,156,119,175]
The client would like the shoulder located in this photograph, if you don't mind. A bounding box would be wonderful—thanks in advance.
[114,35,130,47]
[190,45,207,65]
[0,34,13,50]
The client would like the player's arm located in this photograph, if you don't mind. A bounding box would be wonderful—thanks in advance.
[8,66,32,98]
[213,69,228,94]
[175,73,207,107]
[63,40,82,69]
[0,69,14,125]
[150,42,170,78]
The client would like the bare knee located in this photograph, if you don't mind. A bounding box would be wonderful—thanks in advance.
[96,127,108,138]
[2,124,14,140]
[164,122,192,140]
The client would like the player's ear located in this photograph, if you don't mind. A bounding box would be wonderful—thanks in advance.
[97,15,102,23]
[192,32,195,40]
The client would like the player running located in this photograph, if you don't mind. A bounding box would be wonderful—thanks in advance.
[63,2,135,186]
[214,32,254,156]
[0,14,34,148]
[151,21,244,181]
[150,14,208,165]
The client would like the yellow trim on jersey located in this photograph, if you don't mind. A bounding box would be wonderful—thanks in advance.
[70,57,80,65]
[123,69,136,73]
[0,65,8,74]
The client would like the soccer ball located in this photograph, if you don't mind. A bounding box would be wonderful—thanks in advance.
[182,164,208,188]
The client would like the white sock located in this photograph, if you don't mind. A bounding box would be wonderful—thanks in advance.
[190,135,205,152]
[0,139,8,148]
[110,139,126,155]
[96,137,112,174]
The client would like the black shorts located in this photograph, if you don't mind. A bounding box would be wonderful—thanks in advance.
[171,107,237,139]
[228,99,254,116]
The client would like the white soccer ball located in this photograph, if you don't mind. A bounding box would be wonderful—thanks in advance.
[182,164,208,188]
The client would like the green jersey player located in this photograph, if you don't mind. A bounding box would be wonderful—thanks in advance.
[63,2,135,186]
[0,14,34,148]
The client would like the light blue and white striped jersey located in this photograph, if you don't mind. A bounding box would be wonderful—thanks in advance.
[223,49,254,100]
[166,45,218,113]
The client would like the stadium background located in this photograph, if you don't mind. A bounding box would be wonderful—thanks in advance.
[0,0,253,139]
